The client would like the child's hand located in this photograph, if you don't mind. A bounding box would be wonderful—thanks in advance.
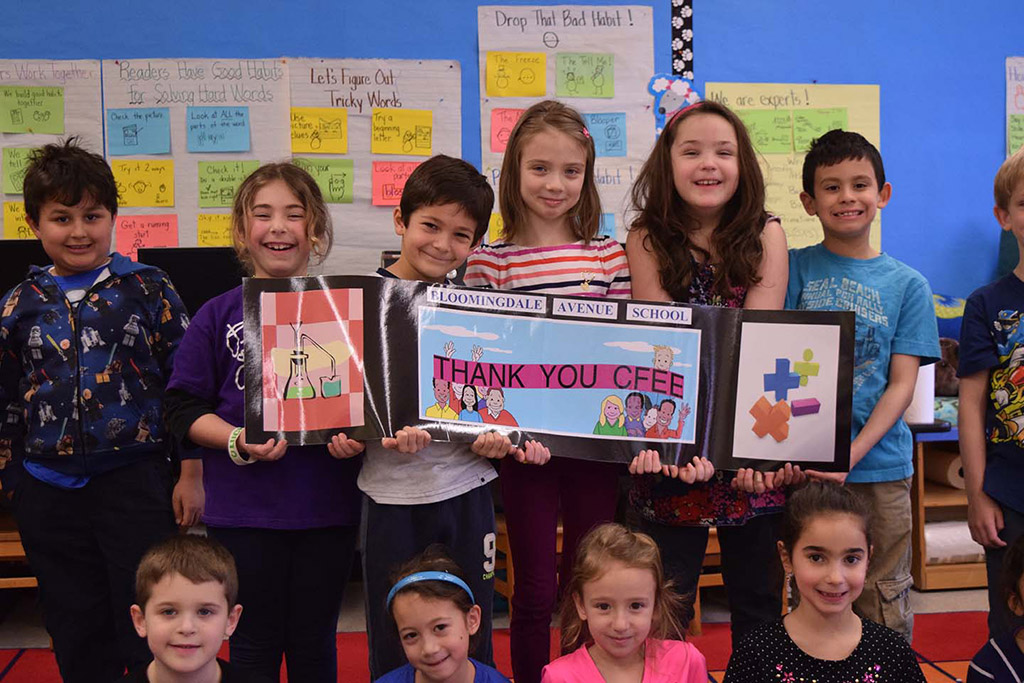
[769,463,805,489]
[673,456,714,484]
[381,427,432,454]
[513,440,550,465]
[172,461,204,528]
[327,432,365,459]
[239,429,288,461]
[805,469,847,485]
[471,431,514,460]
[968,490,1008,548]
[628,449,664,475]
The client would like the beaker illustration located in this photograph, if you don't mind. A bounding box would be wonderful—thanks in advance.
[282,323,341,400]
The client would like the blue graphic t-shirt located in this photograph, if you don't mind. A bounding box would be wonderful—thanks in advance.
[786,245,940,483]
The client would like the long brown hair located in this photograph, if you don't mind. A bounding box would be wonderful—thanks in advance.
[558,523,687,655]
[628,100,769,300]
[231,162,333,275]
[498,100,601,243]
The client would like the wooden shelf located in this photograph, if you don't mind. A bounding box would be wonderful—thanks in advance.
[923,481,968,508]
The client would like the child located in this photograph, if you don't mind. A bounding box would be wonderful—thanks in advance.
[787,130,941,640]
[362,154,551,679]
[541,523,706,682]
[125,534,268,683]
[464,100,632,683]
[377,545,510,683]
[725,482,925,681]
[0,139,188,681]
[164,163,362,682]
[968,535,1024,681]
[624,100,792,647]
[959,146,1024,639]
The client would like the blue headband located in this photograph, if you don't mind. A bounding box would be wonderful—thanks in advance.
[386,571,475,609]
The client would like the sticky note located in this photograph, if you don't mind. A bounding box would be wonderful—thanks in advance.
[793,108,848,153]
[491,109,524,153]
[736,109,794,154]
[2,147,35,195]
[116,214,178,261]
[582,113,627,157]
[371,161,421,206]
[0,86,64,134]
[106,108,171,156]
[112,160,175,207]
[197,214,234,247]
[556,53,614,99]
[1010,114,1024,156]
[291,107,348,154]
[370,108,433,156]
[293,158,354,203]
[486,52,546,97]
[198,160,259,208]
[3,201,32,239]
[488,213,504,244]
[186,106,251,153]
[599,213,615,238]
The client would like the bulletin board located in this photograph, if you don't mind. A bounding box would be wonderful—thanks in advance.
[705,82,881,251]
[477,5,654,242]
[0,59,102,240]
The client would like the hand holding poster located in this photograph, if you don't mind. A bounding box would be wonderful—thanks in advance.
[244,276,853,472]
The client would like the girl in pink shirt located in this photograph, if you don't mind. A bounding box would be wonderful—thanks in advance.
[541,523,706,683]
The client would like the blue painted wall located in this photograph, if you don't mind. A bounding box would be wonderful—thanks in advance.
[3,0,1021,296]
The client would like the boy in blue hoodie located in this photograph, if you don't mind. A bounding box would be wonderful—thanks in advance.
[0,139,189,682]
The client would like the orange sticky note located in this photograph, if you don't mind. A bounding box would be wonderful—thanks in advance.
[116,214,179,261]
[3,201,33,240]
[491,108,525,153]
[371,161,422,206]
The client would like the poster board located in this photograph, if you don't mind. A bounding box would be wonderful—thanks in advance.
[101,58,291,257]
[287,58,462,275]
[1007,57,1024,157]
[0,59,102,240]
[477,5,654,242]
[705,82,881,251]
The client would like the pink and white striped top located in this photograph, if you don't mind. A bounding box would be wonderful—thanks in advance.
[464,236,632,298]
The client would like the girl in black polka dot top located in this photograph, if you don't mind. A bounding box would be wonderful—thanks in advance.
[724,482,925,682]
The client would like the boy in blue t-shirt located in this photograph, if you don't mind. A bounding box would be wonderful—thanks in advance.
[0,140,190,681]
[786,130,940,641]
[959,146,1024,638]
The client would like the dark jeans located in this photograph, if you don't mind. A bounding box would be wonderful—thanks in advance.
[640,513,784,648]
[14,457,176,683]
[985,501,1024,638]
[208,524,358,683]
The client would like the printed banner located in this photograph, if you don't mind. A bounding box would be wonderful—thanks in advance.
[244,276,853,471]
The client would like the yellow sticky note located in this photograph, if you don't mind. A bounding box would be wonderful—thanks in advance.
[3,201,33,239]
[486,52,546,97]
[197,214,233,247]
[370,108,433,156]
[112,160,175,207]
[488,213,504,244]
[291,107,348,154]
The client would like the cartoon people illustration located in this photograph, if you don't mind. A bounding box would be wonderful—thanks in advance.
[481,387,518,426]
[80,388,104,421]
[425,378,458,420]
[27,326,44,360]
[592,395,627,436]
[652,345,674,371]
[645,398,691,439]
[122,314,142,347]
[458,384,483,423]
[623,391,652,437]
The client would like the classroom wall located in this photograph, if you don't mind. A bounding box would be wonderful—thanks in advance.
[4,0,1022,297]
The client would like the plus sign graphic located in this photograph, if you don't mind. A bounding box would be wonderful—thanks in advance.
[763,358,801,401]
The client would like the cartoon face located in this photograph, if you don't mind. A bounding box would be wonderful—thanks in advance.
[625,394,644,420]
[643,408,658,430]
[653,347,673,371]
[461,385,477,410]
[658,400,676,426]
[432,379,450,405]
[486,389,504,414]
[603,399,621,423]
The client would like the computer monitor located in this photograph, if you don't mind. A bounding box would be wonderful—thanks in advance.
[137,247,247,316]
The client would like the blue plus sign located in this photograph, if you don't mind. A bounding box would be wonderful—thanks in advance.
[763,358,801,401]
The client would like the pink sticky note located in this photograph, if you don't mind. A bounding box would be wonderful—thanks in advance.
[491,108,525,153]
[371,161,422,206]
[116,214,179,261]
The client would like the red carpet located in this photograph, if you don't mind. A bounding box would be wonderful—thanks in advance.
[0,613,991,681]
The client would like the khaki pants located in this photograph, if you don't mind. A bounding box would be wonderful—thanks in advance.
[847,477,914,643]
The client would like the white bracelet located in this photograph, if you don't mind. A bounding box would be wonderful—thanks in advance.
[227,427,253,466]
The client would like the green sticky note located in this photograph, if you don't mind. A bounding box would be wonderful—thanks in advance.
[555,53,614,99]
[1009,114,1024,157]
[2,147,35,195]
[0,86,64,134]
[793,108,849,153]
[293,158,354,203]
[736,109,793,154]
[197,161,260,208]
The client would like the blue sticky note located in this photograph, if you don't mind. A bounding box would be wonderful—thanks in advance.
[599,213,615,238]
[583,112,627,158]
[107,108,171,156]
[186,106,251,153]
